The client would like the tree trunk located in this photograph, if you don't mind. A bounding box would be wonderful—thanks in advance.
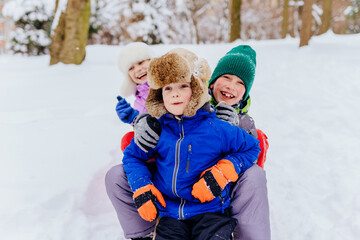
[193,17,200,44]
[50,0,91,65]
[281,0,289,38]
[317,0,332,35]
[55,0,59,12]
[299,0,313,47]
[229,0,241,42]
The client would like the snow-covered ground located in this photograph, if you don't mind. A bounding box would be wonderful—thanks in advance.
[1,32,360,240]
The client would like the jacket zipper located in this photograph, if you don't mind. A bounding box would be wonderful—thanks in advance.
[172,117,185,219]
[179,198,186,220]
[220,195,225,213]
[186,145,192,173]
[220,187,229,213]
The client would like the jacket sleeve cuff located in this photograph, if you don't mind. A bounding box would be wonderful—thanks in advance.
[131,176,153,192]
[222,154,255,175]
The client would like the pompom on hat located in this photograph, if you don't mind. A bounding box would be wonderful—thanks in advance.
[208,45,256,101]
[118,42,154,97]
[146,48,211,118]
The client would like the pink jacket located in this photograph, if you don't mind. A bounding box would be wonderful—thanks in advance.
[133,82,150,113]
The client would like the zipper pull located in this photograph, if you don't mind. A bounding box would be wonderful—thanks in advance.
[186,145,192,173]
[176,116,183,136]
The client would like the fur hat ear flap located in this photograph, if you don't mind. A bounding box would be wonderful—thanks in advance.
[194,58,211,83]
[145,89,167,118]
[183,75,209,117]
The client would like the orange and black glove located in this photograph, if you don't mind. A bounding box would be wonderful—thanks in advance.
[192,159,238,203]
[133,184,166,222]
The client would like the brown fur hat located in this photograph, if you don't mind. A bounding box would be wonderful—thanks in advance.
[146,48,211,118]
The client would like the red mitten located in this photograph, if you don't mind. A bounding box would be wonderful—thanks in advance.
[133,184,166,222]
[256,129,269,169]
[192,159,238,203]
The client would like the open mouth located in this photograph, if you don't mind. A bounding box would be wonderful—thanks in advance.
[137,72,147,80]
[221,91,235,99]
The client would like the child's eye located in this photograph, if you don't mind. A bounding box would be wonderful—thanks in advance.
[129,66,134,71]
[138,60,144,65]
[164,86,171,91]
[181,84,190,88]
[237,81,244,85]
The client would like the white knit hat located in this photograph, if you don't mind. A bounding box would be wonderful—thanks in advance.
[118,42,153,97]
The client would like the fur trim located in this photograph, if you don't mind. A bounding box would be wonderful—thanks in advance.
[118,42,153,97]
[145,89,167,118]
[147,52,191,89]
[146,48,211,118]
[169,48,211,84]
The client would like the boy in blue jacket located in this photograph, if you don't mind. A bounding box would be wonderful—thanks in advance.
[122,49,260,240]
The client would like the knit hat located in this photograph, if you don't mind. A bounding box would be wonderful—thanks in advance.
[118,42,154,97]
[146,48,211,118]
[208,45,256,101]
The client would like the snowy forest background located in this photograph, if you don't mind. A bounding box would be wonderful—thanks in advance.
[1,0,360,56]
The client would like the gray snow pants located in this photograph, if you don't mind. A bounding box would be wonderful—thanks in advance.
[105,164,270,240]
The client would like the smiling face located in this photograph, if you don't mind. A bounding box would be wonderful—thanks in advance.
[162,82,192,116]
[210,74,246,106]
[128,59,150,84]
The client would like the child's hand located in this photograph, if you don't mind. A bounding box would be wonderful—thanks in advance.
[133,113,162,152]
[133,184,166,222]
[215,103,239,126]
[116,96,139,124]
[192,159,238,203]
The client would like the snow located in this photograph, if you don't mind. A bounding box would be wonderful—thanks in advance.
[2,0,54,21]
[1,32,360,239]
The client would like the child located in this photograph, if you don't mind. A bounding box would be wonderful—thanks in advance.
[122,49,260,240]
[131,45,271,239]
[115,42,154,150]
[208,45,269,167]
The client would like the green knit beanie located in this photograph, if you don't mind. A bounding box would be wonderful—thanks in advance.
[209,45,256,101]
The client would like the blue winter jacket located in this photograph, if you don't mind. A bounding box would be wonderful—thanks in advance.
[123,108,260,220]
